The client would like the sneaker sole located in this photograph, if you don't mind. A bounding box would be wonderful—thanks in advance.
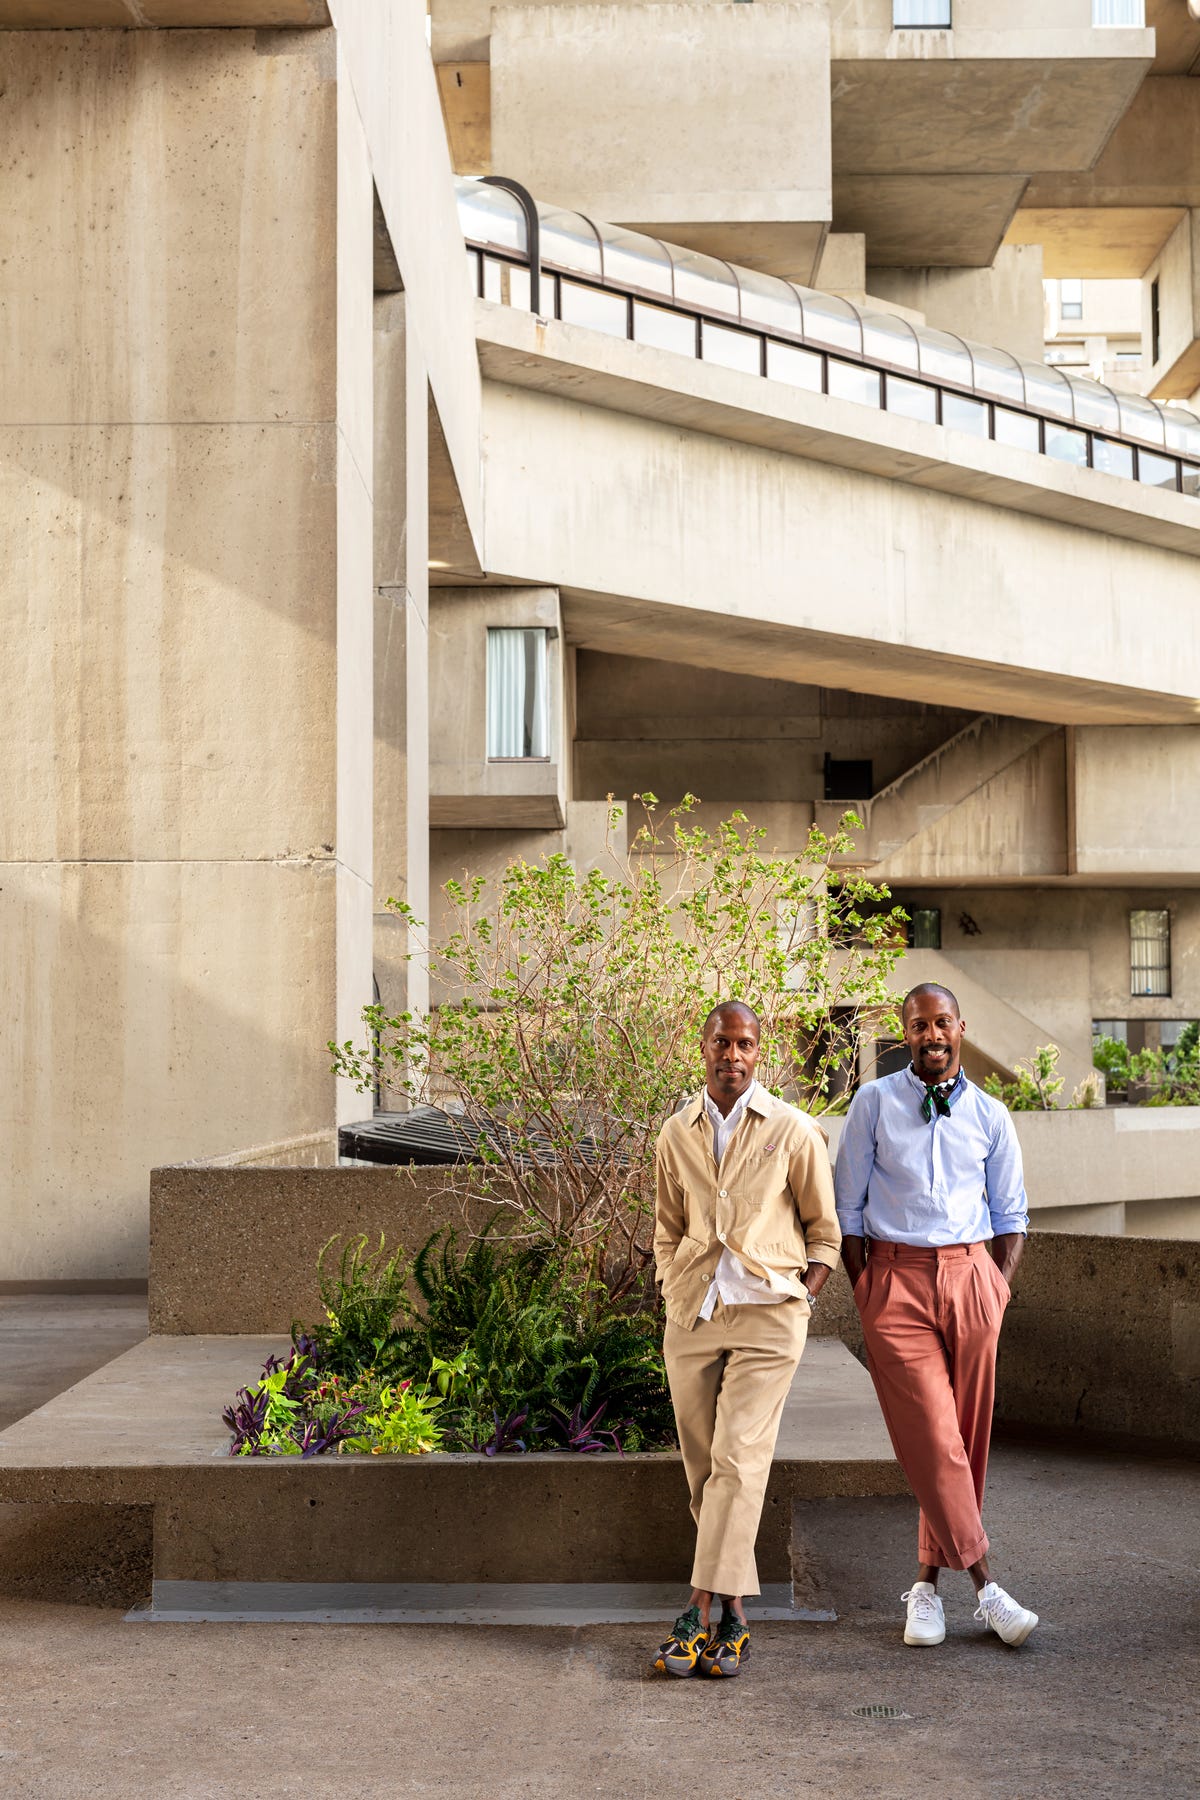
[996,1612,1038,1647]
[654,1655,701,1678]
[903,1625,946,1646]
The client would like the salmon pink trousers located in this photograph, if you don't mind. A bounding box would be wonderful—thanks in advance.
[854,1240,1011,1570]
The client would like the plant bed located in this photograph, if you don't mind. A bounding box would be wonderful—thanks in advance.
[220,1229,677,1460]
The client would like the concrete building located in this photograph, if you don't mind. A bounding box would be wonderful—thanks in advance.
[2,0,1200,1281]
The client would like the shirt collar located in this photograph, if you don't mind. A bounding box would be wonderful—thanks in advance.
[687,1078,767,1126]
[903,1064,967,1101]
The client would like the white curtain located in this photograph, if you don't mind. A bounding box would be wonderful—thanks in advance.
[487,628,549,758]
[892,1,951,25]
[1092,0,1144,23]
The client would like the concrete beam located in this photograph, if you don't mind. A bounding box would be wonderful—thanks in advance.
[0,2,329,19]
[1015,78,1200,278]
[471,309,1200,728]
[475,301,1200,566]
[328,0,485,566]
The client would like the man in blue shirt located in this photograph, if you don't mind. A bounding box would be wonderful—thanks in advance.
[834,982,1039,1650]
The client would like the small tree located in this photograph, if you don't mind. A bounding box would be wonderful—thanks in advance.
[332,797,907,1309]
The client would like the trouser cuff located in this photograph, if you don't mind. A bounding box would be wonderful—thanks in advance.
[918,1529,989,1572]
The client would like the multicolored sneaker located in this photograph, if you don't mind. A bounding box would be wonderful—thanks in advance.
[698,1609,750,1678]
[653,1604,712,1678]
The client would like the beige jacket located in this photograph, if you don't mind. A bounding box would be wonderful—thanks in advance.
[654,1085,842,1331]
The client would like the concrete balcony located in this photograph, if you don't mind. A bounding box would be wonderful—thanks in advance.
[467,300,1200,728]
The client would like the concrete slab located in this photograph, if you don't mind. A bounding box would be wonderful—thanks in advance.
[0,1439,1195,1798]
[0,1295,147,1433]
[134,1578,821,1625]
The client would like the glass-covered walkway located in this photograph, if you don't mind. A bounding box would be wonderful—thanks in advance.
[457,178,1200,502]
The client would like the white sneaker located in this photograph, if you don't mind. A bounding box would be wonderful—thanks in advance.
[901,1582,946,1646]
[974,1580,1038,1646]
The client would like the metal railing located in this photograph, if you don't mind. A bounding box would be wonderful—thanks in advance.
[458,180,1200,503]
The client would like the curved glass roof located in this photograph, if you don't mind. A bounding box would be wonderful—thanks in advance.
[454,179,1199,448]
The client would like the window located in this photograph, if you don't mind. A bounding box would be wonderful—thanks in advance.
[701,321,762,375]
[1130,909,1170,998]
[827,359,881,407]
[1045,424,1089,467]
[767,341,823,391]
[824,755,872,800]
[558,279,628,339]
[1093,438,1134,479]
[1151,277,1161,367]
[893,1,951,23]
[1137,449,1178,490]
[910,908,942,950]
[993,407,1041,452]
[487,628,549,760]
[885,375,938,423]
[634,301,697,357]
[1091,0,1144,23]
[1060,279,1083,321]
[941,392,989,436]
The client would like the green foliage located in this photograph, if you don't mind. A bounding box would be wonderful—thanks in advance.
[385,1227,676,1452]
[297,1233,411,1377]
[984,1044,1066,1112]
[1093,1031,1200,1107]
[331,797,907,1304]
[340,1379,445,1457]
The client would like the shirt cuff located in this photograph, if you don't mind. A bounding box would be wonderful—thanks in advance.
[805,1245,842,1271]
[990,1212,1029,1238]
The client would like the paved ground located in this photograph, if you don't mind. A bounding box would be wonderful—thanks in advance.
[0,1299,1196,1799]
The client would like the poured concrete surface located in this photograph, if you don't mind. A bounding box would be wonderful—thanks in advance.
[0,1294,149,1608]
[0,1296,147,1433]
[0,1438,1194,1798]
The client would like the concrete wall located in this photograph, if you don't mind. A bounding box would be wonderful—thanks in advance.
[573,652,971,811]
[429,587,568,828]
[885,887,1200,1022]
[374,294,430,1020]
[1072,726,1200,878]
[328,0,484,558]
[489,3,831,281]
[866,245,1046,365]
[0,29,376,1279]
[1142,209,1200,398]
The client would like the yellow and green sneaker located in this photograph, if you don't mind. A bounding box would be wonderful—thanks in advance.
[698,1609,750,1678]
[653,1604,712,1678]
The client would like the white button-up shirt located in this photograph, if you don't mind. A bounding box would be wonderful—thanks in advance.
[697,1080,789,1322]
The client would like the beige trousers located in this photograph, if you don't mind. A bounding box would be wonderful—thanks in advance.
[664,1296,808,1597]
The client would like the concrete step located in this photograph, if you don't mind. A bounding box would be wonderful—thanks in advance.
[0,1335,904,1613]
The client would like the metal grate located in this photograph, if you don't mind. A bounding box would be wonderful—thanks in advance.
[338,1107,629,1171]
[850,1703,911,1722]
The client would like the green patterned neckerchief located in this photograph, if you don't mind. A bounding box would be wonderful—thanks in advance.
[918,1072,960,1123]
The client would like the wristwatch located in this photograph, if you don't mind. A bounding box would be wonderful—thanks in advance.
[803,1287,818,1312]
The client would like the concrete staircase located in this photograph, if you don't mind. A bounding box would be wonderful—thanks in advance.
[818,714,1065,880]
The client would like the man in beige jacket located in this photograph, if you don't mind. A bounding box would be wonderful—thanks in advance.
[652,1000,841,1679]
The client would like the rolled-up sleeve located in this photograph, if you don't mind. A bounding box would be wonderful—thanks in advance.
[788,1127,842,1269]
[984,1109,1029,1237]
[653,1129,686,1282]
[833,1086,877,1239]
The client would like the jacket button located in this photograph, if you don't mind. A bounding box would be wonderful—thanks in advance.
[718,1188,728,1198]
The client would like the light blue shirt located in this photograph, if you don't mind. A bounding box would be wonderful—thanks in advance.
[834,1066,1029,1246]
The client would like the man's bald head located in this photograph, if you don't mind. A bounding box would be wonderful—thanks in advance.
[702,999,761,1039]
[902,982,960,1023]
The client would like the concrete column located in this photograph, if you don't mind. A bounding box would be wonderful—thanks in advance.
[374,293,431,1037]
[0,28,373,1275]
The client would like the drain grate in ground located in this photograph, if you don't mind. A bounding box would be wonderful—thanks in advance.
[850,1703,912,1723]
